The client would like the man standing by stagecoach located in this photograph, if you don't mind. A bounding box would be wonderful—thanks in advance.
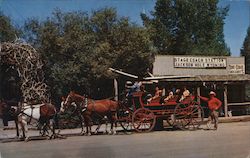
[199,91,222,130]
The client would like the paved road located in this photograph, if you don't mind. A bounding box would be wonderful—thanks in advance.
[0,122,250,158]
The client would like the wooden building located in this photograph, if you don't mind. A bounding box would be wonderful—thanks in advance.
[152,55,250,117]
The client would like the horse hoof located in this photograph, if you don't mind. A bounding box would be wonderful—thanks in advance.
[80,132,86,136]
[24,137,29,142]
[50,135,55,139]
[103,131,108,134]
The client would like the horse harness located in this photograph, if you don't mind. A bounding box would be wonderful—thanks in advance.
[80,98,107,119]
[20,104,40,124]
[77,97,95,112]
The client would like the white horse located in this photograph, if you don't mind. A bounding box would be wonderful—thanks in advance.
[18,102,56,141]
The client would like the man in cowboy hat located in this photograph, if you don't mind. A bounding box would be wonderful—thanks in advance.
[199,91,222,130]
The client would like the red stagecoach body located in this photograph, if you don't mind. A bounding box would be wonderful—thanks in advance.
[118,91,204,133]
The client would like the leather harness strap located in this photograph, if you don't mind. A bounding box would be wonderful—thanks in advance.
[28,106,34,124]
[20,104,39,124]
[91,99,95,112]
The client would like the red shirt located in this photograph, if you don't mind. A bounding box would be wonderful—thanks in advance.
[199,96,222,111]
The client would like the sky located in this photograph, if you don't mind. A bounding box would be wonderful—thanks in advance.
[0,0,249,57]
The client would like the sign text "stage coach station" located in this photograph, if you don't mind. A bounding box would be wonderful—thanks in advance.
[174,56,227,68]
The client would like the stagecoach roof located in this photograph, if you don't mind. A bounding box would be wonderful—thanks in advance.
[158,74,250,82]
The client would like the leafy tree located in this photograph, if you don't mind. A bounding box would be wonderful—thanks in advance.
[141,0,230,56]
[241,27,250,74]
[23,8,154,101]
[0,12,21,42]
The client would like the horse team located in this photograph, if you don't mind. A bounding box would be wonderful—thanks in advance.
[0,91,120,141]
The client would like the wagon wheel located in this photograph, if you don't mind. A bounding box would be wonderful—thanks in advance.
[173,103,190,130]
[132,108,156,133]
[188,104,204,130]
[117,106,133,132]
[174,102,204,130]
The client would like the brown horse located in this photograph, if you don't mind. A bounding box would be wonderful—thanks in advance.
[0,99,19,137]
[18,102,57,141]
[62,91,119,135]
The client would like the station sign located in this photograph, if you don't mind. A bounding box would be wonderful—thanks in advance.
[174,56,227,68]
[228,64,245,74]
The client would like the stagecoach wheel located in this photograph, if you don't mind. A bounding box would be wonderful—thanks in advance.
[187,104,204,130]
[117,108,132,132]
[173,103,191,130]
[132,108,156,133]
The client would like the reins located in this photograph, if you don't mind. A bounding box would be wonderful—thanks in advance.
[105,92,125,100]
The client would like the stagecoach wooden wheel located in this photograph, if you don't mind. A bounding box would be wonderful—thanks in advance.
[188,104,204,130]
[173,102,204,130]
[117,107,133,132]
[132,108,156,133]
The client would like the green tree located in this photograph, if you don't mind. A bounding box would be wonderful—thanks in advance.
[23,8,154,100]
[0,12,21,42]
[141,0,230,56]
[241,27,250,74]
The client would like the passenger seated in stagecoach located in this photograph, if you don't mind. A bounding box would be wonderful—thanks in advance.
[140,85,152,104]
[179,86,190,102]
[147,86,163,103]
[126,81,142,97]
[174,89,181,102]
[124,81,142,108]
[164,91,174,103]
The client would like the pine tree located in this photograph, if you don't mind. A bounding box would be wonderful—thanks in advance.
[241,27,250,74]
[141,0,230,56]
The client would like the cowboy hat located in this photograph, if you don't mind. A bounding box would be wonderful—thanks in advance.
[209,91,216,96]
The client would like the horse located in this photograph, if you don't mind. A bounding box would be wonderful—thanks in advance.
[18,102,57,141]
[0,99,19,137]
[61,91,119,135]
[60,97,109,135]
[59,96,85,134]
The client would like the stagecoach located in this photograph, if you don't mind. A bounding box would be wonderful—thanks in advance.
[109,68,204,133]
[117,91,204,133]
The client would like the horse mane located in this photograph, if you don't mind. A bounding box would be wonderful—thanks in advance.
[74,93,84,97]
[71,92,85,100]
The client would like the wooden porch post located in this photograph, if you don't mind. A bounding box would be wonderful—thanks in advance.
[224,84,228,117]
[197,86,201,118]
[162,88,166,96]
[114,78,118,101]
